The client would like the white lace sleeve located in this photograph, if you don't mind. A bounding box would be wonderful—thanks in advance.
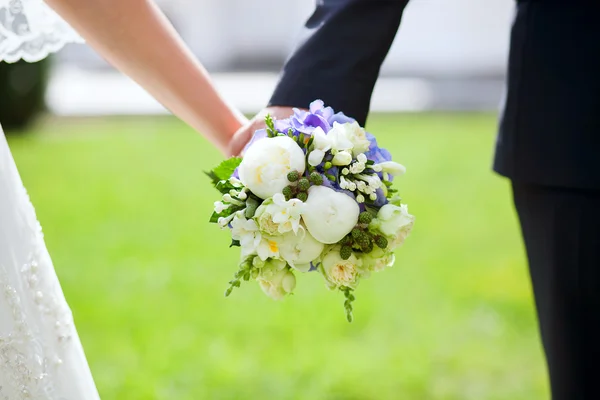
[0,0,83,63]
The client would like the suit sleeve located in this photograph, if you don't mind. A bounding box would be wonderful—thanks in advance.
[268,0,409,125]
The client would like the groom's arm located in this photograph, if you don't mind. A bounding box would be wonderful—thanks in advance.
[268,0,409,125]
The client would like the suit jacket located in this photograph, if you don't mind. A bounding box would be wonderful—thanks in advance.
[269,0,600,190]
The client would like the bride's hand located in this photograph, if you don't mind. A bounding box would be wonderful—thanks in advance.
[227,106,297,156]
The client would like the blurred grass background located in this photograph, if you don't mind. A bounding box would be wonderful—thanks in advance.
[8,113,549,399]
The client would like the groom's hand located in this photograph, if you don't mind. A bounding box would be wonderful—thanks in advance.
[227,106,297,156]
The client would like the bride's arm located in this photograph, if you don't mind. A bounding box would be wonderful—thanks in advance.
[45,0,246,154]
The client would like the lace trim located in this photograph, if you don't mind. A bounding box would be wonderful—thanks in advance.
[0,0,83,63]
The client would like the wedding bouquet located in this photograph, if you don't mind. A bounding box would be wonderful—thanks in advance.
[208,100,414,321]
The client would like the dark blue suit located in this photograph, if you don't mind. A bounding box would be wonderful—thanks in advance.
[269,1,600,398]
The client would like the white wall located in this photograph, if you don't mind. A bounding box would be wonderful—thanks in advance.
[385,0,514,76]
[61,0,515,77]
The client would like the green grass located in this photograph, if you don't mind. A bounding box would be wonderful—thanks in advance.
[8,114,549,399]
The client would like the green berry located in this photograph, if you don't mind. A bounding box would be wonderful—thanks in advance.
[358,211,373,224]
[287,170,300,182]
[297,192,308,202]
[324,161,333,170]
[326,174,336,182]
[351,228,362,239]
[340,246,352,260]
[282,185,294,199]
[375,235,388,249]
[298,178,310,191]
[361,240,374,253]
[341,235,353,246]
[309,172,323,186]
[357,236,370,250]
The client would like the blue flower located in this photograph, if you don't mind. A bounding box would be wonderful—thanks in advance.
[365,132,392,164]
[373,188,388,207]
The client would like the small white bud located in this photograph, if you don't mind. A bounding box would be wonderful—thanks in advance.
[331,151,353,166]
[356,194,365,203]
[214,201,229,213]
[370,192,378,201]
[357,153,367,163]
[229,177,243,186]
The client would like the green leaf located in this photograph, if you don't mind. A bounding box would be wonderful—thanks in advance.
[215,180,236,194]
[265,114,276,137]
[209,211,220,223]
[207,157,242,185]
[205,170,221,186]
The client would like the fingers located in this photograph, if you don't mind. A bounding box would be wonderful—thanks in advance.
[226,106,299,157]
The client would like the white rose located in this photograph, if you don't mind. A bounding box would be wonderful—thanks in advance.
[330,121,370,156]
[301,186,360,244]
[238,136,305,199]
[278,228,324,271]
[372,204,414,249]
[254,203,280,236]
[258,263,296,300]
[320,246,361,289]
[359,247,396,272]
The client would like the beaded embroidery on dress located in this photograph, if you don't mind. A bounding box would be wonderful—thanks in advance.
[0,0,83,63]
[1,1,98,397]
[1,131,99,398]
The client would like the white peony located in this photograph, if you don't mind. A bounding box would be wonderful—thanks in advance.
[320,246,362,289]
[257,261,296,300]
[255,194,305,235]
[238,136,305,199]
[301,186,360,244]
[230,213,261,258]
[330,121,370,156]
[278,228,324,271]
[371,204,414,249]
[359,247,396,272]
[307,127,332,167]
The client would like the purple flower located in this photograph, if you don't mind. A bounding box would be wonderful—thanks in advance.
[373,188,388,207]
[242,128,268,154]
[309,261,320,272]
[290,108,331,134]
[328,111,355,126]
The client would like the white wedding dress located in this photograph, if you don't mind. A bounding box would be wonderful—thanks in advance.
[1,1,99,399]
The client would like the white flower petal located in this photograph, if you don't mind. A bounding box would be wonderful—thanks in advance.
[301,186,360,244]
[238,136,306,199]
[308,149,325,167]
